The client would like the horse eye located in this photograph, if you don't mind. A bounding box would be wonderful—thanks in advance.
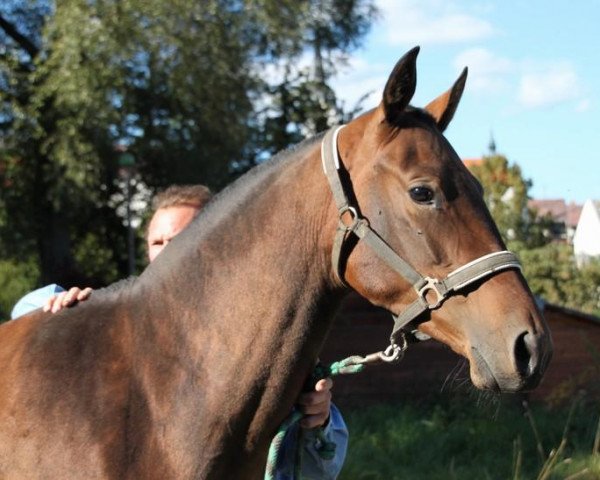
[409,186,434,204]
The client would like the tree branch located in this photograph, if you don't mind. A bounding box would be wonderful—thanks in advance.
[0,13,39,59]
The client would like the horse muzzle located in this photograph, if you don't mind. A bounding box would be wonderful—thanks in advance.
[469,328,553,393]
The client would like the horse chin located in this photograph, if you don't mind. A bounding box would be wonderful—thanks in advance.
[469,347,527,393]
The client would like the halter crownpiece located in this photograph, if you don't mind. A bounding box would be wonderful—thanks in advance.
[321,125,522,358]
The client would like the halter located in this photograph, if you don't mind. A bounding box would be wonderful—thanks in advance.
[321,125,522,362]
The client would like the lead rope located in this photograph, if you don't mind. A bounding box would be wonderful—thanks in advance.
[264,342,407,480]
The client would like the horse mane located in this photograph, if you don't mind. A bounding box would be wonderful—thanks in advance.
[74,133,323,304]
[130,131,326,296]
[209,133,325,211]
[165,134,324,244]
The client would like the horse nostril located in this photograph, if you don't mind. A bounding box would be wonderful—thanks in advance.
[514,332,536,377]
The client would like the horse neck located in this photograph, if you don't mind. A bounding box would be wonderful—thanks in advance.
[131,140,344,460]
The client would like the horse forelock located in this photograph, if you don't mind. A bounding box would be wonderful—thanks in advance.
[374,106,446,142]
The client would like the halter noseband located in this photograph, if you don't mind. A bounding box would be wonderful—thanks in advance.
[321,125,522,360]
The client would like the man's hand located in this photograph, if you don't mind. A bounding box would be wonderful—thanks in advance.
[43,287,93,313]
[296,378,333,429]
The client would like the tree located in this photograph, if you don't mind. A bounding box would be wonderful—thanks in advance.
[467,154,600,316]
[0,0,377,313]
[519,244,600,316]
[468,154,532,245]
[234,0,377,173]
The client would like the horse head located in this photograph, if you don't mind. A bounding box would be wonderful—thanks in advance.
[329,47,552,393]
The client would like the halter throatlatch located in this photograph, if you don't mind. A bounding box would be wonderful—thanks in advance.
[321,125,522,361]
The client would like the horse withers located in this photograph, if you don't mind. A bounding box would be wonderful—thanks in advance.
[0,47,551,479]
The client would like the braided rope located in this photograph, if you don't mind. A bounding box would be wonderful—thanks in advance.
[264,357,366,480]
[264,410,304,480]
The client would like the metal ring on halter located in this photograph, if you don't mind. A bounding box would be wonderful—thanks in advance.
[338,206,359,231]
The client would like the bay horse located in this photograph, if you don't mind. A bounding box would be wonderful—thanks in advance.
[0,47,551,479]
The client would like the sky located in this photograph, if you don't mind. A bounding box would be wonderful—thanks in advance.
[330,0,599,204]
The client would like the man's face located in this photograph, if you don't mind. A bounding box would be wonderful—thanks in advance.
[146,205,199,262]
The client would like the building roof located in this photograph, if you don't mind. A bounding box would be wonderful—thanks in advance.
[541,299,600,327]
[462,158,484,168]
[528,199,582,228]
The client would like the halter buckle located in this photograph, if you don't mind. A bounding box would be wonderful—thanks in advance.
[417,277,446,309]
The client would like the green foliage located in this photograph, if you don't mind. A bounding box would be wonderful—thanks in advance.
[1,0,376,287]
[517,243,600,317]
[469,154,533,244]
[0,151,38,259]
[339,397,600,480]
[0,257,39,321]
[72,230,120,286]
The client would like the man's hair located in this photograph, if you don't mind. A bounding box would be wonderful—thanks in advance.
[151,184,213,213]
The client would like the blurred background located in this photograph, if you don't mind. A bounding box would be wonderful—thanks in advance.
[1,1,598,478]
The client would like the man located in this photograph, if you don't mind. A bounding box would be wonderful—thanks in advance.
[11,184,348,479]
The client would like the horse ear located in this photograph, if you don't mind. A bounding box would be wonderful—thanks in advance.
[382,46,420,122]
[424,67,468,132]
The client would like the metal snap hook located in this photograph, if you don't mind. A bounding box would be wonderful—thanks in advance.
[379,335,407,363]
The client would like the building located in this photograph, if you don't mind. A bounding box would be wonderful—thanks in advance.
[573,199,600,265]
[528,198,582,242]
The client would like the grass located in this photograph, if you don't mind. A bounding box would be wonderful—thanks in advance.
[338,394,600,480]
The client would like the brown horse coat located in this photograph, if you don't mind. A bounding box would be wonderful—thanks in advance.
[0,48,551,479]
